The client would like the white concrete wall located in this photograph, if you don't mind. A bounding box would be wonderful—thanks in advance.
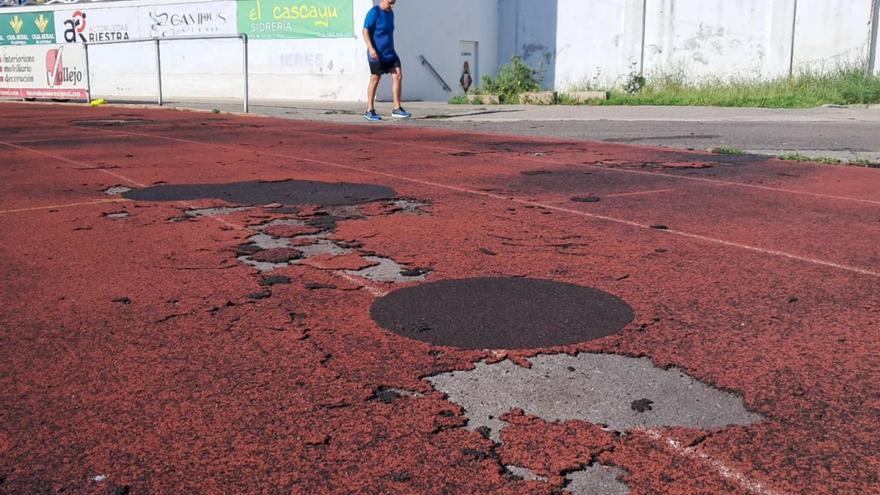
[875,3,880,74]
[498,0,558,89]
[547,0,878,90]
[642,0,795,81]
[792,0,873,72]
[554,0,644,90]
[390,0,498,101]
[874,0,880,74]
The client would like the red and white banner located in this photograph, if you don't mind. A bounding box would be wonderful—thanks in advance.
[0,43,87,99]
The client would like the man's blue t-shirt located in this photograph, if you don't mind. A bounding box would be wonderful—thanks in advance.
[364,5,397,62]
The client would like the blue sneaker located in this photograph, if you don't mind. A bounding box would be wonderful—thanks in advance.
[391,107,412,119]
[363,110,382,122]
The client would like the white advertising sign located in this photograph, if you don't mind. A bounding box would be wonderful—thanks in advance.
[254,39,355,75]
[0,43,87,99]
[139,1,237,38]
[54,7,140,44]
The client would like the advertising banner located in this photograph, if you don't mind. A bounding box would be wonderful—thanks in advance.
[237,0,354,40]
[54,7,140,44]
[1,11,55,45]
[139,1,237,38]
[0,43,87,98]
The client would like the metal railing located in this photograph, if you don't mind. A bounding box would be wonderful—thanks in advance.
[84,33,249,113]
[418,54,452,92]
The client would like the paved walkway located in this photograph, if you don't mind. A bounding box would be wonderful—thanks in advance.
[97,98,880,163]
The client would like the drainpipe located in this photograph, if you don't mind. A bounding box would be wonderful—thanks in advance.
[514,0,520,61]
[639,0,648,75]
[868,0,880,74]
[788,0,799,78]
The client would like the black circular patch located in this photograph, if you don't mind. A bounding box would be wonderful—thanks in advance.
[371,278,634,349]
[123,180,396,207]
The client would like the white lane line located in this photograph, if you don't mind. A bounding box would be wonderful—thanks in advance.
[0,139,382,296]
[7,111,880,206]
[603,188,677,198]
[0,198,129,215]
[639,428,788,495]
[0,140,148,188]
[88,129,880,279]
[5,135,126,145]
[283,127,880,207]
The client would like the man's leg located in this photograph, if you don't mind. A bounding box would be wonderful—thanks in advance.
[391,67,402,109]
[389,67,411,118]
[367,74,381,111]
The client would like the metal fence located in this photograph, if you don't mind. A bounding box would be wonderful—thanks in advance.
[84,34,250,113]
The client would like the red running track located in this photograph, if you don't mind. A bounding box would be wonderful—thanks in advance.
[0,102,878,494]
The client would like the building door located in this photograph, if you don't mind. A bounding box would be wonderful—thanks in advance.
[459,41,478,94]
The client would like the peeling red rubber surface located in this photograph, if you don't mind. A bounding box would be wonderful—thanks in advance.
[0,103,879,494]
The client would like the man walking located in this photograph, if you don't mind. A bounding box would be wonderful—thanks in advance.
[363,0,411,121]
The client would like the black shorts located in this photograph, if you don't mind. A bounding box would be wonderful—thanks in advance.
[369,57,401,75]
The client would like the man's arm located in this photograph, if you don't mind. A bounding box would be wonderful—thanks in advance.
[363,28,378,61]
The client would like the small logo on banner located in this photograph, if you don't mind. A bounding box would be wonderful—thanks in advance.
[9,15,24,34]
[34,14,50,33]
[45,46,83,87]
[63,11,87,43]
[46,46,63,86]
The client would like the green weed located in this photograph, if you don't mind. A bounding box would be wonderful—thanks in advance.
[482,56,542,104]
[599,67,880,108]
[710,146,745,155]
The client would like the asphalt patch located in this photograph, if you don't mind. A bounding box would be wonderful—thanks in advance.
[400,267,432,277]
[123,180,397,207]
[571,196,601,203]
[250,248,302,264]
[369,387,402,404]
[260,276,292,286]
[235,243,263,257]
[631,398,654,412]
[665,150,766,164]
[305,283,336,290]
[428,353,762,441]
[72,118,153,127]
[370,278,634,349]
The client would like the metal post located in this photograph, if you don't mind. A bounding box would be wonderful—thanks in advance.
[788,0,799,78]
[868,0,879,74]
[83,42,92,104]
[79,34,250,107]
[155,38,163,106]
[639,0,648,75]
[241,34,249,113]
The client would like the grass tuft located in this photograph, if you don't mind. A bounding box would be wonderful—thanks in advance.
[778,152,814,162]
[594,67,880,108]
[710,146,745,155]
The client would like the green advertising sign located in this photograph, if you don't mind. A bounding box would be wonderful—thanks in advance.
[237,0,354,39]
[0,12,55,45]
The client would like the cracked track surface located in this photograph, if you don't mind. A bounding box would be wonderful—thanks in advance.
[0,103,878,494]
